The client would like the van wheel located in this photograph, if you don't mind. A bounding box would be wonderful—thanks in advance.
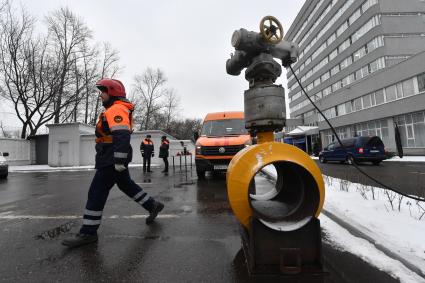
[196,169,205,179]
[319,156,326,163]
[347,156,356,165]
[372,161,381,166]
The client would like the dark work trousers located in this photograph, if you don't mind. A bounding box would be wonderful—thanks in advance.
[162,157,169,172]
[143,157,151,172]
[80,165,155,235]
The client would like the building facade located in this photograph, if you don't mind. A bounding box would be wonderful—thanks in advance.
[285,0,425,154]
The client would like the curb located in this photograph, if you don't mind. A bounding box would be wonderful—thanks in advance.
[260,169,425,278]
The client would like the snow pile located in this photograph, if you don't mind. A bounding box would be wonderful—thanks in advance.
[323,175,425,274]
[385,156,425,162]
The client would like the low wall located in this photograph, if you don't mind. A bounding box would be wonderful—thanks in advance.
[0,138,33,165]
[79,133,194,167]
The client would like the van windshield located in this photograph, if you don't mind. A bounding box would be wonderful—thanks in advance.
[201,119,248,136]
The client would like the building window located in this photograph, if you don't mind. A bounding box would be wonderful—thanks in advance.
[402,78,415,97]
[342,74,355,87]
[375,89,385,104]
[354,97,363,111]
[321,71,330,82]
[369,57,385,73]
[332,81,342,92]
[329,49,338,61]
[336,21,348,37]
[345,101,353,114]
[340,56,353,70]
[327,33,336,46]
[349,9,361,25]
[361,65,369,78]
[337,104,346,116]
[396,111,425,148]
[362,94,372,108]
[418,73,425,92]
[323,86,332,97]
[338,39,351,53]
[385,85,397,102]
[353,46,367,61]
[331,65,340,76]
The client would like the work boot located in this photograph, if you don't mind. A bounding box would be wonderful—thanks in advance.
[62,233,98,248]
[146,201,164,225]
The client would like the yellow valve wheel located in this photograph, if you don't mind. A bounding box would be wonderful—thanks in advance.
[226,142,325,229]
[259,15,284,44]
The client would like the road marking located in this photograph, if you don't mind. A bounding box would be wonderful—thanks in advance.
[136,182,154,185]
[409,171,425,175]
[0,214,180,220]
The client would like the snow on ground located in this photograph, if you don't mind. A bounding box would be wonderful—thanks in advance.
[261,165,425,279]
[323,175,425,274]
[384,156,425,162]
[321,214,425,283]
[309,155,425,162]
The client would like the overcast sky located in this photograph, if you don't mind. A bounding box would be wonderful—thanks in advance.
[1,0,305,126]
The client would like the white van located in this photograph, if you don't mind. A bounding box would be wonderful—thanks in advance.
[0,152,9,179]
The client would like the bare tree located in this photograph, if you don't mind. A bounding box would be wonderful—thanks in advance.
[0,3,40,138]
[162,88,180,130]
[0,2,123,137]
[132,68,167,130]
[167,118,202,140]
[45,7,92,123]
[91,42,122,125]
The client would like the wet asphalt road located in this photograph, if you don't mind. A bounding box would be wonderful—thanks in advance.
[316,160,425,197]
[0,168,399,282]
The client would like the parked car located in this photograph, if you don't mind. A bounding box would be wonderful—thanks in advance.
[0,152,9,179]
[319,136,386,165]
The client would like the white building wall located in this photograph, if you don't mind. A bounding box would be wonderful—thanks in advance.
[0,138,32,165]
[47,123,194,167]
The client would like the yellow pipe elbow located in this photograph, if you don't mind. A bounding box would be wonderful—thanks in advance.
[226,142,325,229]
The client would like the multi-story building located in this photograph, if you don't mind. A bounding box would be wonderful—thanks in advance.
[285,0,425,155]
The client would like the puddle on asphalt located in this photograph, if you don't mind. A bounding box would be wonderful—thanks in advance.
[173,180,196,188]
[35,221,75,240]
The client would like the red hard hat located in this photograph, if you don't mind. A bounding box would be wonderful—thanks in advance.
[96,78,126,97]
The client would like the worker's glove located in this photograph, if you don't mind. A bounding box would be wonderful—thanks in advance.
[141,152,145,157]
[152,153,154,157]
[114,164,126,172]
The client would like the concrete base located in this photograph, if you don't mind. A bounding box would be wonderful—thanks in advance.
[240,217,327,282]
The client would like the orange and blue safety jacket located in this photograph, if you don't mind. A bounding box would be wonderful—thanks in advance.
[140,139,154,158]
[95,99,134,169]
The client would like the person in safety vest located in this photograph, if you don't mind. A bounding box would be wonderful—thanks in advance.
[140,134,154,173]
[62,78,164,248]
[159,136,170,173]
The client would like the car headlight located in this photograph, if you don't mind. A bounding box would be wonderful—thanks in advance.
[195,145,202,154]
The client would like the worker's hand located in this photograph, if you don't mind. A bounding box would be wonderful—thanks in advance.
[141,152,145,157]
[114,164,126,172]
[152,153,154,157]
